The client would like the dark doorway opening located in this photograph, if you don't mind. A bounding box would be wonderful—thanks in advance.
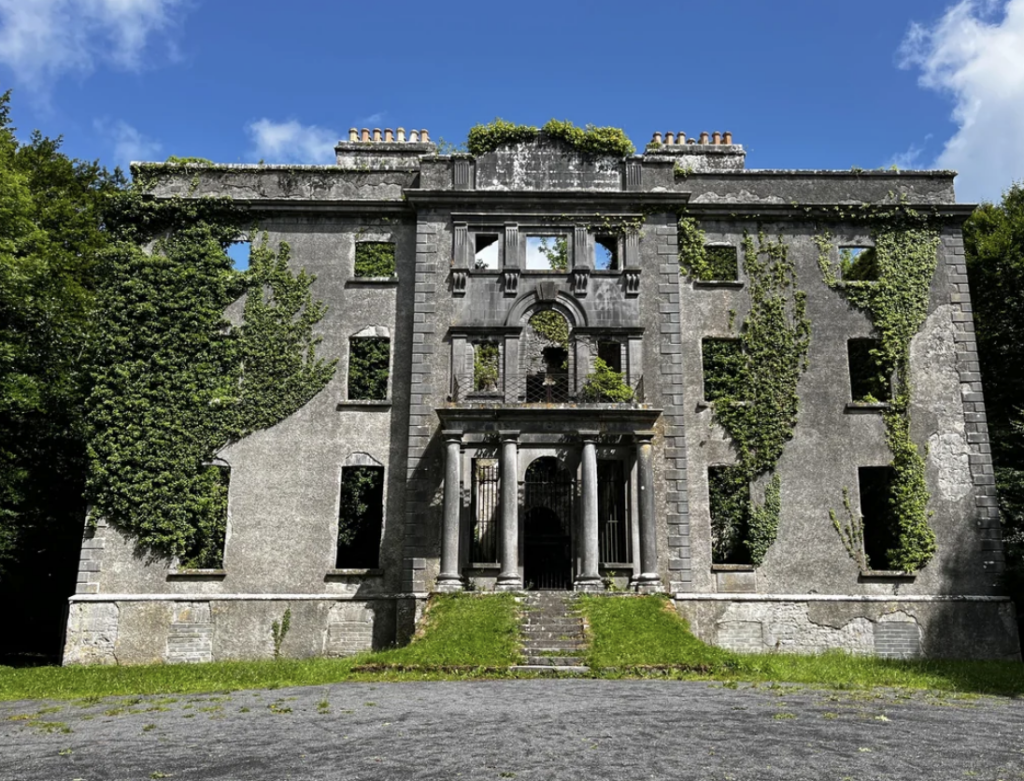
[522,457,574,590]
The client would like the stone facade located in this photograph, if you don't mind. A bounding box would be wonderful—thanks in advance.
[62,128,1020,664]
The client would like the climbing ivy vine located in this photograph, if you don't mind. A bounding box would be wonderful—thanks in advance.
[816,221,940,572]
[466,119,635,157]
[703,232,811,565]
[86,193,336,568]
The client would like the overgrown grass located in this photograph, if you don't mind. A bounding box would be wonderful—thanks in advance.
[0,594,521,701]
[577,594,1024,696]
[367,592,521,668]
[3,593,1023,701]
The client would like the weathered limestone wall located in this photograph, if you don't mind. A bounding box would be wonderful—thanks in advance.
[676,596,1019,660]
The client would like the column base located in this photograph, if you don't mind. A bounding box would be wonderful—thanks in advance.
[434,575,464,593]
[631,574,664,594]
[574,575,605,593]
[495,575,524,592]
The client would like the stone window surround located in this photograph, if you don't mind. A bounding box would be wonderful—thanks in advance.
[342,325,393,406]
[452,219,642,275]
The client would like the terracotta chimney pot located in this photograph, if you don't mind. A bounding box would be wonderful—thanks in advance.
[397,127,406,142]
[421,129,430,143]
[348,128,358,142]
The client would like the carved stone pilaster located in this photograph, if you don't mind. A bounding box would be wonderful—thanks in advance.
[571,268,590,297]
[451,268,467,297]
[503,269,520,297]
[624,269,641,297]
[624,159,643,191]
[625,227,640,268]
[504,223,520,269]
[574,225,590,270]
[453,222,469,267]
[453,158,473,190]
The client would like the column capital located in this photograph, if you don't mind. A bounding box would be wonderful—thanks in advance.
[634,430,656,444]
[498,429,520,442]
[442,429,464,444]
[578,429,601,443]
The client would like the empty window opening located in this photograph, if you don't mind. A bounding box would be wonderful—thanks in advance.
[525,235,568,271]
[472,458,499,563]
[348,337,390,400]
[598,460,631,564]
[709,465,751,565]
[180,464,230,569]
[226,241,251,271]
[702,245,739,281]
[702,338,746,402]
[354,241,396,277]
[858,466,898,570]
[525,310,571,402]
[597,341,623,374]
[473,342,500,392]
[337,466,384,568]
[474,235,499,269]
[594,235,619,270]
[848,339,892,402]
[840,247,878,282]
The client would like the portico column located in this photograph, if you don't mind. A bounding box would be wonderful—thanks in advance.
[496,430,523,591]
[633,430,664,593]
[575,430,603,591]
[436,430,464,592]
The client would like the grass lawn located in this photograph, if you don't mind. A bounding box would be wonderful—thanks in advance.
[576,594,1024,697]
[2,592,1022,701]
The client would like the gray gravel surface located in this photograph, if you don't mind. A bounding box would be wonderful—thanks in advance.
[1,679,1023,780]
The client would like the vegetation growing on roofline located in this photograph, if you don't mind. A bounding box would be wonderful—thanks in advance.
[466,119,635,158]
[86,191,336,568]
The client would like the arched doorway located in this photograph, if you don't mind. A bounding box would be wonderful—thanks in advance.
[522,457,574,589]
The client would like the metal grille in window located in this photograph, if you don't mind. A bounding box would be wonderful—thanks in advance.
[472,459,499,562]
[598,460,631,564]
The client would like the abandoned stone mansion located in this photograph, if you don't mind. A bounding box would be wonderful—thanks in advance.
[63,124,1020,664]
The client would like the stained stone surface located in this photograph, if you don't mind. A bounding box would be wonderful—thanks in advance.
[2,679,1022,780]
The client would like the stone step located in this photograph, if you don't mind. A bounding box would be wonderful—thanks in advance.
[523,655,585,666]
[521,629,584,640]
[522,640,586,651]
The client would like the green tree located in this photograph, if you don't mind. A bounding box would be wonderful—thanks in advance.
[0,91,120,656]
[964,183,1024,604]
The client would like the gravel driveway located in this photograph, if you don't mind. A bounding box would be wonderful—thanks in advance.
[2,679,1022,780]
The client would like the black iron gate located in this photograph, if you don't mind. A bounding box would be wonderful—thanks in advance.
[522,457,574,590]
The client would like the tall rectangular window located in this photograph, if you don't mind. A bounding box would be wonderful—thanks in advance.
[848,339,892,403]
[858,466,897,570]
[472,458,499,563]
[348,337,390,400]
[709,465,750,565]
[337,466,384,568]
[702,338,746,402]
[598,460,630,564]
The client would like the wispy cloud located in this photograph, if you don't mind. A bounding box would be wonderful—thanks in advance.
[246,119,339,164]
[95,118,162,169]
[900,0,1024,202]
[0,0,187,92]
[356,112,386,127]
[887,138,930,170]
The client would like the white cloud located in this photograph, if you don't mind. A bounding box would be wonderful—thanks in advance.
[246,119,339,164]
[900,0,1024,202]
[95,118,161,169]
[0,0,187,90]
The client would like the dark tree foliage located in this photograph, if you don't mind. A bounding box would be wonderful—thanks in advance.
[0,91,121,659]
[964,184,1024,607]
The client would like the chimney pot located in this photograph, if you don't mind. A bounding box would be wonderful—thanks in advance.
[409,130,419,143]
[699,131,710,144]
[712,131,722,145]
[384,129,394,143]
[421,129,430,143]
[664,132,675,145]
[724,131,733,145]
[653,132,663,144]
[372,128,382,142]
[677,133,686,144]
[361,128,370,142]
[397,127,406,142]
[348,128,358,142]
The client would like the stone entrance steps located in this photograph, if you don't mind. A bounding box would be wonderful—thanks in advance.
[512,591,589,673]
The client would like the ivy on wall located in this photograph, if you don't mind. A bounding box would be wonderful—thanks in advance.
[703,232,811,566]
[816,222,940,572]
[529,310,570,348]
[676,218,738,281]
[466,119,635,158]
[354,242,396,278]
[86,194,336,568]
[348,338,390,401]
[579,358,633,403]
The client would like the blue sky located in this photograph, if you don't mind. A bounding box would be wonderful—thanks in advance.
[1,0,1023,204]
